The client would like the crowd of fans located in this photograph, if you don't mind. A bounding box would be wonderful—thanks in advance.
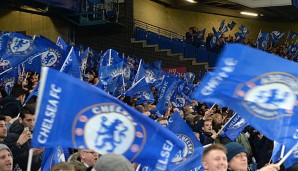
[185,27,298,62]
[0,67,292,170]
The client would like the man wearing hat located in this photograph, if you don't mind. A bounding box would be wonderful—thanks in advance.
[225,142,280,171]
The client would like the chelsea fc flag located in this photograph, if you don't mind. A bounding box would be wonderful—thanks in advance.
[191,44,298,148]
[32,67,185,170]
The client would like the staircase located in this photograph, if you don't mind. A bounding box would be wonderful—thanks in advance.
[131,20,219,69]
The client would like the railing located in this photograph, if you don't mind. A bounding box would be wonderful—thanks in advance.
[134,19,185,41]
[132,19,220,67]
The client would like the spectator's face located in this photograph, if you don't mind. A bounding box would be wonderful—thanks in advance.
[0,121,7,139]
[202,149,228,171]
[80,150,99,167]
[202,121,212,133]
[0,149,13,171]
[21,114,35,132]
[228,152,248,171]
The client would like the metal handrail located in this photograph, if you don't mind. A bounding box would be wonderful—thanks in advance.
[134,19,185,40]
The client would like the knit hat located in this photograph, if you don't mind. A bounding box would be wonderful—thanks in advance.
[0,144,12,155]
[224,142,247,161]
[93,154,134,171]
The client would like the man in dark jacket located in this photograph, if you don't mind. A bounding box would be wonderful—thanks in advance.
[0,84,26,118]
[4,104,43,171]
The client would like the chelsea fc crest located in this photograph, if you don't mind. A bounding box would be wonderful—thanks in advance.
[235,72,298,120]
[6,37,34,56]
[42,48,62,67]
[72,103,145,160]
[171,134,194,164]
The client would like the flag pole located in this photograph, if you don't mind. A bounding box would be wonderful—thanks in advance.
[277,142,298,167]
[216,113,237,135]
[26,149,33,171]
[132,59,142,85]
[285,30,290,45]
[208,104,216,111]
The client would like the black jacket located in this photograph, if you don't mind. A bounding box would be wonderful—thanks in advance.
[0,95,22,118]
[4,121,42,171]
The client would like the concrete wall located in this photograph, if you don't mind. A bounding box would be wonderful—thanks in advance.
[0,9,69,42]
[134,0,298,42]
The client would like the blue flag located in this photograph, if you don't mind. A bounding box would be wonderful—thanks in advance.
[0,65,19,94]
[271,142,298,168]
[133,59,147,85]
[271,141,283,163]
[78,47,89,74]
[218,20,228,36]
[271,31,285,43]
[221,113,248,141]
[238,25,249,37]
[32,67,185,170]
[99,49,123,67]
[125,77,155,105]
[287,31,298,40]
[41,146,65,171]
[166,111,204,171]
[183,72,195,85]
[24,82,39,105]
[0,33,46,74]
[257,32,269,50]
[227,21,236,30]
[60,46,82,80]
[56,36,69,52]
[288,44,298,55]
[34,36,68,70]
[210,27,219,48]
[138,111,204,171]
[234,32,245,43]
[191,44,298,150]
[155,75,177,117]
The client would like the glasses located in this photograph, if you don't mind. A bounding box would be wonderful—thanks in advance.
[83,151,98,155]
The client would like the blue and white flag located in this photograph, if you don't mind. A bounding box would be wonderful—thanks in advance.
[271,31,285,43]
[227,21,236,30]
[191,44,298,150]
[271,141,283,163]
[0,33,46,74]
[257,32,269,50]
[32,67,185,170]
[23,82,39,105]
[138,111,204,171]
[238,25,249,37]
[288,44,298,55]
[155,75,177,117]
[78,47,89,74]
[60,46,82,80]
[221,113,248,141]
[183,72,195,85]
[218,20,228,36]
[0,65,19,94]
[41,146,65,171]
[56,36,69,52]
[234,32,245,43]
[271,142,298,168]
[99,49,123,67]
[133,59,147,85]
[125,77,155,105]
[197,28,206,42]
[287,31,298,40]
[166,111,204,171]
[34,36,68,71]
[171,91,192,109]
[210,27,219,48]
